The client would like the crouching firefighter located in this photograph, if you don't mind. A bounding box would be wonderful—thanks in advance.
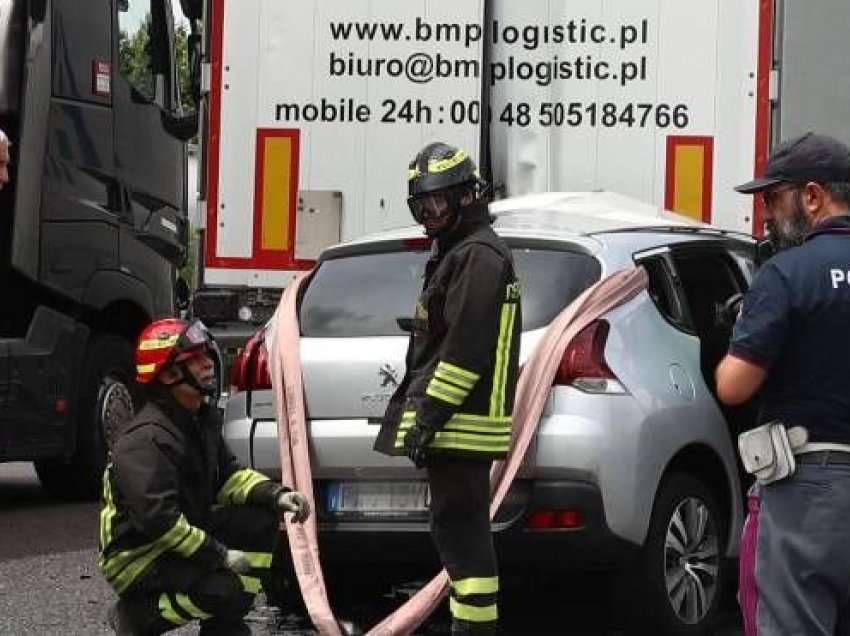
[99,318,310,635]
[375,143,522,635]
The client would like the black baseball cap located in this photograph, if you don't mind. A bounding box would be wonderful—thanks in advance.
[735,132,850,193]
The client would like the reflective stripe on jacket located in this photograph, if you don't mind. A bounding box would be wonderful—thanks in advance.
[98,389,283,595]
[375,212,522,460]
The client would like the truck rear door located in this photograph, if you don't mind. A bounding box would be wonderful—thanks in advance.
[204,0,484,288]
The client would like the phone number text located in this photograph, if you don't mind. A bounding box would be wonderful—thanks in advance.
[275,98,691,128]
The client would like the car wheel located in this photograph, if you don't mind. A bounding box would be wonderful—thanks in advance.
[35,335,138,500]
[634,472,727,636]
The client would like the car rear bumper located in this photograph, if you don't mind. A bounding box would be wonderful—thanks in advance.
[303,479,638,573]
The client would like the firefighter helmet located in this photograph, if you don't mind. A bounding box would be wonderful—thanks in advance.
[407,142,478,199]
[407,143,485,227]
[135,318,213,384]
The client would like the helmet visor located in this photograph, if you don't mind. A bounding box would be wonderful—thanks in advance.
[175,320,213,354]
[407,192,453,224]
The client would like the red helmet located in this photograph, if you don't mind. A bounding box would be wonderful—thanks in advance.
[135,318,213,384]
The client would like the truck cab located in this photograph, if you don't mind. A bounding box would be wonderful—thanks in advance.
[0,0,197,499]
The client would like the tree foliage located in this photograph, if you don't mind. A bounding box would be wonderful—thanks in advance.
[118,15,194,113]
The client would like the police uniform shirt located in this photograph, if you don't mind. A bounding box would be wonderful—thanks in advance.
[729,215,850,444]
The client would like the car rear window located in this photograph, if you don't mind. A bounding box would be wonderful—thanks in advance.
[300,246,601,337]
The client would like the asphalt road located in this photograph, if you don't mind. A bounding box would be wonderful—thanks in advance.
[0,462,744,635]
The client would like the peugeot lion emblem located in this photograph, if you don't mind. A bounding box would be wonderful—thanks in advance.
[378,363,400,388]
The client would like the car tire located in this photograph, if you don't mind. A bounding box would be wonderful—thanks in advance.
[35,335,138,500]
[631,472,728,636]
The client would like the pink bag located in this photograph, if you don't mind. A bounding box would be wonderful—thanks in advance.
[269,267,648,635]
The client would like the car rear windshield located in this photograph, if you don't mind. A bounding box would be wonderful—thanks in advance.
[299,246,601,337]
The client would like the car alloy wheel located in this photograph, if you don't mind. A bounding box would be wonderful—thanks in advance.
[663,496,720,625]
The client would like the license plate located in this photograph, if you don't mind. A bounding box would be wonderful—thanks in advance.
[325,481,430,515]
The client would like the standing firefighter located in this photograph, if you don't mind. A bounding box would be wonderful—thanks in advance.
[99,318,310,635]
[375,143,522,635]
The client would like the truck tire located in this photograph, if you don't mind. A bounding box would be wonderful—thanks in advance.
[35,335,138,500]
[630,473,727,636]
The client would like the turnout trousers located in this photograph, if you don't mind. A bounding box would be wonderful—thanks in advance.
[428,456,498,635]
[112,505,280,635]
[739,461,850,636]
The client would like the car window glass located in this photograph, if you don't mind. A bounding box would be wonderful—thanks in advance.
[300,247,602,337]
[118,0,171,106]
[642,257,689,330]
[672,250,743,338]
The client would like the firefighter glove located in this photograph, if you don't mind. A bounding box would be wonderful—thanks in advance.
[276,490,311,523]
[224,549,252,575]
[404,422,436,469]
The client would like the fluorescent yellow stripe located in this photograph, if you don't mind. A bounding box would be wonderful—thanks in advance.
[437,361,480,383]
[432,431,511,446]
[102,515,208,594]
[217,469,270,505]
[175,593,212,620]
[173,526,206,557]
[158,594,187,626]
[136,363,156,374]
[261,136,292,251]
[427,378,469,401]
[99,467,116,551]
[450,597,498,623]
[138,335,180,350]
[397,419,511,435]
[429,149,467,173]
[673,144,705,222]
[443,420,511,434]
[401,411,511,424]
[240,575,263,594]
[490,303,516,417]
[426,384,464,406]
[396,430,511,452]
[103,516,185,578]
[434,368,475,390]
[244,551,273,569]
[408,168,421,180]
[453,576,499,596]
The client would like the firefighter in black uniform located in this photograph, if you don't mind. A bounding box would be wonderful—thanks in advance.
[100,318,310,635]
[375,143,521,635]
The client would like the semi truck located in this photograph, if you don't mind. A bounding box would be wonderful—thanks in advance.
[191,0,850,356]
[0,0,200,499]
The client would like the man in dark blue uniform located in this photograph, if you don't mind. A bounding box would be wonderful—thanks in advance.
[716,132,850,635]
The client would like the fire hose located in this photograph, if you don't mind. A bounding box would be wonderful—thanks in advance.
[268,266,648,635]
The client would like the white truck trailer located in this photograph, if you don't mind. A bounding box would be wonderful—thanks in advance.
[191,0,850,349]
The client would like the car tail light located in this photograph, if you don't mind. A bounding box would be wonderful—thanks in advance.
[554,320,626,394]
[402,237,433,250]
[229,328,271,393]
[526,508,585,530]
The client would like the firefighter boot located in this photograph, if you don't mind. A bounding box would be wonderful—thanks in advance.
[107,599,161,636]
[451,618,497,635]
[198,616,251,635]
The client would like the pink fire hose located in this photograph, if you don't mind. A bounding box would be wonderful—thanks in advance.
[269,267,648,635]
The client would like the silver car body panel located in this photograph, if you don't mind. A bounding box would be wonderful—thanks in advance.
[224,192,749,557]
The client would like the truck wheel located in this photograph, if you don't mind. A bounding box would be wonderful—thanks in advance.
[35,335,138,500]
[631,473,727,636]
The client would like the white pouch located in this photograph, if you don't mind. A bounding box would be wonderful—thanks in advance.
[738,422,808,485]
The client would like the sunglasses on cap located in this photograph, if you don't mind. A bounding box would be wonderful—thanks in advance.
[761,183,800,208]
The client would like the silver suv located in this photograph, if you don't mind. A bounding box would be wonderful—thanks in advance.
[224,192,756,635]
